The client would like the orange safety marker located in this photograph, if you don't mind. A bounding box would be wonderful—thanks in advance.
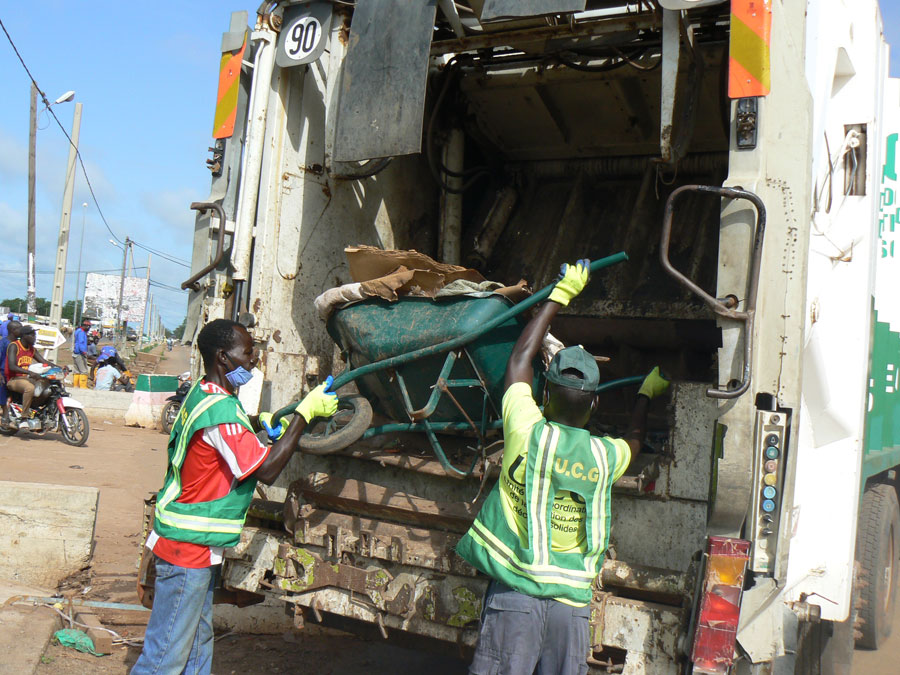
[728,0,772,98]
[213,30,248,139]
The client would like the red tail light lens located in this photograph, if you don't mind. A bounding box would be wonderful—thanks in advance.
[691,536,751,673]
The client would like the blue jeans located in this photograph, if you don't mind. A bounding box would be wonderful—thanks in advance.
[131,558,218,675]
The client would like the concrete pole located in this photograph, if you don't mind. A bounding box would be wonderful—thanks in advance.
[27,84,37,315]
[116,238,131,343]
[139,256,150,344]
[74,202,87,326]
[146,291,153,343]
[49,102,83,341]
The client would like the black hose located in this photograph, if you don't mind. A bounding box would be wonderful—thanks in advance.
[557,47,659,73]
[331,157,393,179]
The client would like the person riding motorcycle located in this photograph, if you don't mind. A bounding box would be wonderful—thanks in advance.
[0,320,22,428]
[5,326,59,430]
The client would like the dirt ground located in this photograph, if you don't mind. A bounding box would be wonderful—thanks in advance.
[1,345,468,674]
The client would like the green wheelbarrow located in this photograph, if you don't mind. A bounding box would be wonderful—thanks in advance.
[273,253,634,476]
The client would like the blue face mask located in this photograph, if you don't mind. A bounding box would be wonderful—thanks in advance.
[224,354,254,388]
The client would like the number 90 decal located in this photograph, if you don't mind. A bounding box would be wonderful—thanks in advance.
[276,3,332,68]
[285,17,321,59]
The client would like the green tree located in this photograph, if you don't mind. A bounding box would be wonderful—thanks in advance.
[62,300,82,323]
[0,297,50,315]
[1,298,27,313]
[170,317,186,340]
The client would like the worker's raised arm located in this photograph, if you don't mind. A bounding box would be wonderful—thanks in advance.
[505,260,590,390]
[624,367,670,456]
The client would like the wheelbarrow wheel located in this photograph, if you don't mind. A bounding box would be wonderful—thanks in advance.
[299,394,373,455]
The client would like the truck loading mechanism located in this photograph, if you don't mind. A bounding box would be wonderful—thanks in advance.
[174,0,900,672]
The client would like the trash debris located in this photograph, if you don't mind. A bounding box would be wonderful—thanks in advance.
[53,628,106,656]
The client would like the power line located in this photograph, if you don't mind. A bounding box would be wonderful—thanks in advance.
[150,279,189,294]
[0,17,195,267]
[131,240,190,267]
[0,267,148,275]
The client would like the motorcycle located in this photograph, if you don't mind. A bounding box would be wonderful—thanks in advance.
[2,364,89,446]
[160,371,192,435]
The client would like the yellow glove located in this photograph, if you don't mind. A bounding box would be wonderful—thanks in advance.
[295,376,339,423]
[638,367,670,400]
[548,259,590,307]
[259,411,289,440]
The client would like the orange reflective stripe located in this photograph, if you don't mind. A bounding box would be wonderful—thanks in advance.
[728,0,772,98]
[213,30,247,139]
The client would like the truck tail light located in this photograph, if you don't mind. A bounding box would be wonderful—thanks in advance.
[691,536,751,673]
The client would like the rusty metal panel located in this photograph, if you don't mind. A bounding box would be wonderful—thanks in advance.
[478,0,586,22]
[333,0,438,161]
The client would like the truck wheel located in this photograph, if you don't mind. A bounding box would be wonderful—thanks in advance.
[298,394,373,455]
[856,483,900,649]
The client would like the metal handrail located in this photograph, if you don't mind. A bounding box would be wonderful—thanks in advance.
[659,184,766,399]
[181,201,229,291]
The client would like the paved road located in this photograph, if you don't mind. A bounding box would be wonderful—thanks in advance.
[851,599,900,673]
[0,411,467,674]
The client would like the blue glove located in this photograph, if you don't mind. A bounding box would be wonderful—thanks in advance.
[259,411,287,440]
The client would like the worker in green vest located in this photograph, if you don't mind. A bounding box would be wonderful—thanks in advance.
[133,319,338,675]
[457,260,670,675]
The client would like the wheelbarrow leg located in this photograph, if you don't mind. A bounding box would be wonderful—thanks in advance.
[395,369,479,477]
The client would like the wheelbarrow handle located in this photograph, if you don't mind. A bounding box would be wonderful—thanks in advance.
[272,252,629,426]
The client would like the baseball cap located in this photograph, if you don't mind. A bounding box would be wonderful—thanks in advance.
[545,346,600,392]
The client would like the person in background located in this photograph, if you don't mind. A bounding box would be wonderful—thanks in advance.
[86,335,99,358]
[131,319,339,675]
[456,260,670,675]
[0,321,22,428]
[95,360,133,392]
[6,326,59,430]
[72,319,91,388]
[0,312,15,338]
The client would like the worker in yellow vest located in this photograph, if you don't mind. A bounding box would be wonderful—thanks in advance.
[457,260,669,675]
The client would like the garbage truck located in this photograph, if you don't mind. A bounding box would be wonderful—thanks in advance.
[165,0,900,671]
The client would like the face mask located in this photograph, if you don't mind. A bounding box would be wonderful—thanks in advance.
[224,354,254,388]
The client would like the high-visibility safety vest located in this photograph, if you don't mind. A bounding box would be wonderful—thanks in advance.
[153,382,258,548]
[456,422,619,606]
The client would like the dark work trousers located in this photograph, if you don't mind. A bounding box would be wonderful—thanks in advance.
[469,580,590,675]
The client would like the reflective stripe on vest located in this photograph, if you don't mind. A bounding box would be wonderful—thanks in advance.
[154,382,256,542]
[456,421,616,604]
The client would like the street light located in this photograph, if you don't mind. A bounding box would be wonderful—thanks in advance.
[74,202,88,326]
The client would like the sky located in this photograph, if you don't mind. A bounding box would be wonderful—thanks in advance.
[0,2,257,330]
[0,1,899,331]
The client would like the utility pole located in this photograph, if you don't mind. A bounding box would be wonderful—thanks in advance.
[74,202,88,326]
[139,255,151,344]
[49,102,83,341]
[26,84,37,315]
[145,291,153,344]
[116,237,131,343]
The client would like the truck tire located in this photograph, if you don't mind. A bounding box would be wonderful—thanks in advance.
[298,394,373,455]
[856,482,900,649]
